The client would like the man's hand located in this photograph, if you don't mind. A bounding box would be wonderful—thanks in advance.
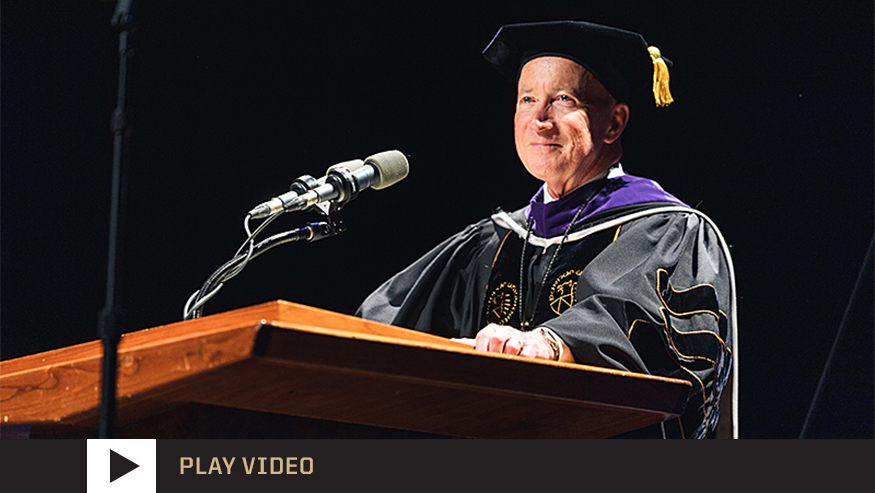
[473,324,556,360]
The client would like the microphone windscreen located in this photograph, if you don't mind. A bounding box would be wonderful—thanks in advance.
[365,150,409,190]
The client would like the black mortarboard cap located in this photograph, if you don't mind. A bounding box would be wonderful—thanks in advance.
[482,20,673,107]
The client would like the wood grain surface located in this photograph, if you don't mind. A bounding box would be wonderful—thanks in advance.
[0,300,691,438]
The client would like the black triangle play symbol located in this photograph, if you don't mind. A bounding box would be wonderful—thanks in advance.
[110,449,140,483]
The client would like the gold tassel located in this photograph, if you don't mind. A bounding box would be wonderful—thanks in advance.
[648,46,673,107]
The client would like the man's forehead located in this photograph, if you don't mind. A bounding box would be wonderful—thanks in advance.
[517,57,589,92]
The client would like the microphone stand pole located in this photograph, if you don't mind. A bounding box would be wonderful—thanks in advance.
[97,0,135,439]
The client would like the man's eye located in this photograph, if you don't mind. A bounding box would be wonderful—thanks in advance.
[558,95,572,102]
[521,96,533,103]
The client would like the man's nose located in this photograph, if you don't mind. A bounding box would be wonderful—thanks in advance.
[534,103,554,131]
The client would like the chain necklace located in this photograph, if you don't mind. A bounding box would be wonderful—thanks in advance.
[517,184,602,330]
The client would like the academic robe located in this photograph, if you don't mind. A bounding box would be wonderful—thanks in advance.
[356,172,735,439]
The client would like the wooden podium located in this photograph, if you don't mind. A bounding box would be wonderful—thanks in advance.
[0,301,691,438]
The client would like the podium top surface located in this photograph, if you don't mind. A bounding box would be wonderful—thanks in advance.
[1,300,691,438]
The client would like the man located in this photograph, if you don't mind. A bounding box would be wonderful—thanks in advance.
[357,21,736,439]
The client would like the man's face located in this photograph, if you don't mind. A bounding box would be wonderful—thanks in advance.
[514,56,614,197]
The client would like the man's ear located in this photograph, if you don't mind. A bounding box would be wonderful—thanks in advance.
[603,103,630,144]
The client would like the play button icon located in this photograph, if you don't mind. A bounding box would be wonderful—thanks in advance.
[88,439,156,492]
[110,449,140,482]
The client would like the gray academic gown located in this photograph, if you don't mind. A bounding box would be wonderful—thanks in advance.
[357,199,735,439]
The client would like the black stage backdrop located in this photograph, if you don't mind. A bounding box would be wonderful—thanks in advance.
[2,1,872,438]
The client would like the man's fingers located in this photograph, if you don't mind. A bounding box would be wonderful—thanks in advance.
[487,333,509,353]
[519,339,547,359]
[475,324,502,352]
[503,337,524,355]
[473,324,553,360]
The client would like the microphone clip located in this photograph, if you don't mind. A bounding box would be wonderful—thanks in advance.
[312,200,347,239]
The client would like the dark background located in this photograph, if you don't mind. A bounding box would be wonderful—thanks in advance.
[2,1,872,438]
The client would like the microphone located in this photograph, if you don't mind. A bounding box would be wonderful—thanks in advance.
[248,159,365,219]
[285,150,409,212]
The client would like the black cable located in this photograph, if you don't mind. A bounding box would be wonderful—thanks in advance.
[187,212,283,319]
[185,222,331,320]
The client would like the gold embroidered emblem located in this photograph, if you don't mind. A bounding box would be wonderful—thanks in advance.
[485,281,518,325]
[549,270,583,315]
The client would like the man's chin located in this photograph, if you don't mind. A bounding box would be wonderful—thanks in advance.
[522,160,567,182]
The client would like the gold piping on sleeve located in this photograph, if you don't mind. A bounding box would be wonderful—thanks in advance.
[657,274,720,321]
[491,230,514,269]
[659,308,718,365]
[660,308,708,418]
[612,225,622,242]
[626,318,653,338]
[628,316,710,421]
